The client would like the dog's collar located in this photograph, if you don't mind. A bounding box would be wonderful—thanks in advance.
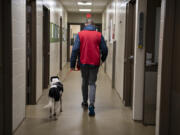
[51,85,57,88]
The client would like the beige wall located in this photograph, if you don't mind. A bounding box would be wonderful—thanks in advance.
[103,0,148,121]
[103,1,115,82]
[68,13,102,24]
[12,0,26,131]
[36,0,43,101]
[36,0,68,101]
[114,0,127,98]
[62,9,68,68]
[12,0,67,131]
[103,0,127,99]
[132,0,147,121]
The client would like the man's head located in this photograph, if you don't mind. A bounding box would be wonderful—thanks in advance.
[85,19,94,26]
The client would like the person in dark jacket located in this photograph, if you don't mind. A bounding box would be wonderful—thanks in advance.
[70,19,108,116]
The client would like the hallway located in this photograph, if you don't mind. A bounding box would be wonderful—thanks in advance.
[14,67,154,135]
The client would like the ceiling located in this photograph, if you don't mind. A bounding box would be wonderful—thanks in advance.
[59,0,110,13]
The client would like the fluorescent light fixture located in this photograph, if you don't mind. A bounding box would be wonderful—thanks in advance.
[78,2,92,6]
[79,9,92,12]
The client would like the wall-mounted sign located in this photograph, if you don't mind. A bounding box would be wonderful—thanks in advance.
[50,23,60,43]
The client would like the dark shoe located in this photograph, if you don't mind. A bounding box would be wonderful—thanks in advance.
[81,102,88,109]
[88,105,95,116]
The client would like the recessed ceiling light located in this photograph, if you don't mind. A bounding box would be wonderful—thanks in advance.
[78,2,92,6]
[79,9,92,12]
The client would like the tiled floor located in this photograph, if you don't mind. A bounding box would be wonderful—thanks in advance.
[14,68,155,135]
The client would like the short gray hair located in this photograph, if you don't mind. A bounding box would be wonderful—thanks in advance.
[85,19,94,25]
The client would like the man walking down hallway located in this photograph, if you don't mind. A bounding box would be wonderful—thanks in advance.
[14,66,155,135]
[70,19,108,116]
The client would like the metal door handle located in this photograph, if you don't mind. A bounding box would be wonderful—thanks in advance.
[128,56,134,60]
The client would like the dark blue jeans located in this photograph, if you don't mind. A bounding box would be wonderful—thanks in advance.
[80,66,99,105]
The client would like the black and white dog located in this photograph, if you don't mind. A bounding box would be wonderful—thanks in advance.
[44,76,63,119]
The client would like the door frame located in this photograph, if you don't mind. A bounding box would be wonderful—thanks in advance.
[26,0,37,104]
[43,6,50,89]
[60,16,63,70]
[123,0,136,106]
[0,0,13,134]
[104,40,108,73]
[112,41,116,88]
[143,0,161,125]
[67,23,70,62]
[156,0,175,134]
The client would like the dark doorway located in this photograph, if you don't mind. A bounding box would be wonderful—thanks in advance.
[123,0,136,106]
[67,23,70,62]
[0,2,2,133]
[81,23,85,30]
[143,0,161,125]
[95,24,102,32]
[26,0,37,104]
[60,16,63,70]
[112,41,116,88]
[43,6,50,89]
[0,0,12,134]
[157,0,175,134]
[169,0,180,134]
[104,40,107,73]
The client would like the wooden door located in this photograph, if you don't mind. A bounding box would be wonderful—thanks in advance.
[26,0,37,104]
[0,1,3,133]
[112,41,116,88]
[0,0,12,134]
[170,0,180,134]
[60,16,63,70]
[143,0,161,125]
[157,0,175,134]
[123,1,136,106]
[43,6,50,89]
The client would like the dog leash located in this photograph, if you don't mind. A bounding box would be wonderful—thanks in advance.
[62,69,80,82]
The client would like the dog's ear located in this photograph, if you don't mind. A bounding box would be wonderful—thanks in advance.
[50,76,59,82]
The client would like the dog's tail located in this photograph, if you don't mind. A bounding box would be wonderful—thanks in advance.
[43,98,53,109]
